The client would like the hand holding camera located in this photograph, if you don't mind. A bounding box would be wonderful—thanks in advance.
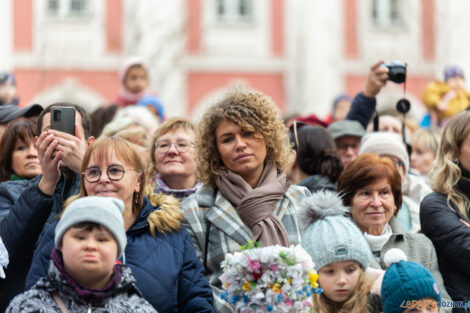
[363,61,390,98]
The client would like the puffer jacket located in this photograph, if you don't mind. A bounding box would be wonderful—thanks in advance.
[7,263,157,313]
[421,189,470,312]
[26,195,214,313]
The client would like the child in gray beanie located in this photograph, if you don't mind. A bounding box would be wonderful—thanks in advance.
[299,191,382,313]
[6,196,158,313]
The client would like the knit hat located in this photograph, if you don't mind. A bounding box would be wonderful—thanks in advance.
[55,197,127,258]
[119,56,147,83]
[327,120,365,140]
[359,132,409,174]
[444,65,465,82]
[381,248,442,313]
[299,191,371,270]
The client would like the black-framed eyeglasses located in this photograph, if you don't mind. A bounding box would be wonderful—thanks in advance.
[82,164,127,183]
[154,140,193,154]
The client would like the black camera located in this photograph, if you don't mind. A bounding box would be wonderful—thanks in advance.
[382,61,407,84]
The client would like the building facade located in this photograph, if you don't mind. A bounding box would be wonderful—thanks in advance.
[1,0,468,121]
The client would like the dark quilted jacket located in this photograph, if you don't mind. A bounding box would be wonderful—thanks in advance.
[26,196,214,313]
[7,263,157,313]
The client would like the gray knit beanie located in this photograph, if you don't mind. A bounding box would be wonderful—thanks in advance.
[55,196,127,258]
[359,131,409,174]
[299,191,371,270]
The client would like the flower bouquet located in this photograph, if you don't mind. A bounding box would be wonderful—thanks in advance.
[219,241,322,313]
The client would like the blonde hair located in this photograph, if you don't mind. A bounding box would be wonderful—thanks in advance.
[148,117,196,179]
[429,111,470,219]
[196,89,292,185]
[314,268,372,313]
[409,128,442,155]
[64,136,182,235]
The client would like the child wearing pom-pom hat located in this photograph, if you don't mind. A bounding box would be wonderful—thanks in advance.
[299,191,382,313]
[381,248,442,313]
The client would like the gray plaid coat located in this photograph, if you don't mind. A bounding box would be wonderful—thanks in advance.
[181,184,310,313]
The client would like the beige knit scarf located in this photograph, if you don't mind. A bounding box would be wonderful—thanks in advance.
[215,162,291,247]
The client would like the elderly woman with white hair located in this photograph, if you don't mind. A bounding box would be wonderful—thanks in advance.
[358,131,431,233]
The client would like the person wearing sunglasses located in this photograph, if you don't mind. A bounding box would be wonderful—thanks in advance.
[148,117,202,201]
[26,136,214,313]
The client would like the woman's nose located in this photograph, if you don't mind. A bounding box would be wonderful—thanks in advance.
[27,144,39,157]
[167,143,179,154]
[234,135,247,149]
[370,193,381,207]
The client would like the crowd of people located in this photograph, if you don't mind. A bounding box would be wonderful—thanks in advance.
[0,58,469,313]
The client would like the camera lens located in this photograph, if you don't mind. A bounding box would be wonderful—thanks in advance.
[53,110,61,121]
[396,98,411,114]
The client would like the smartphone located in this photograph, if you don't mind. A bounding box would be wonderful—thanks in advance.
[50,106,75,135]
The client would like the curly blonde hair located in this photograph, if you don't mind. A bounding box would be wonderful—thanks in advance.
[314,268,373,313]
[428,111,470,219]
[196,90,292,185]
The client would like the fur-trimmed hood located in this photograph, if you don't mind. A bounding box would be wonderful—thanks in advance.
[144,188,184,235]
[298,190,348,234]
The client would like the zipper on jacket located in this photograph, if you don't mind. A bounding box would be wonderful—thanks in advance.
[87,302,92,313]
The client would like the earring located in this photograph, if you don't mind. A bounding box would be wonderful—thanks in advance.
[134,192,139,204]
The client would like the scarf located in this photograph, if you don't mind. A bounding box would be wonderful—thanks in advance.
[363,223,393,253]
[8,174,25,181]
[215,163,291,247]
[154,174,202,201]
[51,248,122,305]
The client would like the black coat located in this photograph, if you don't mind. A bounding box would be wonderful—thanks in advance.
[420,182,470,312]
[0,173,80,312]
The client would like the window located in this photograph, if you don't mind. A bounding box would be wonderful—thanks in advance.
[216,0,253,23]
[47,0,87,17]
[372,0,404,27]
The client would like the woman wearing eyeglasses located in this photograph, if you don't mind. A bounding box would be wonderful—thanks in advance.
[148,117,202,200]
[26,136,214,313]
[181,90,310,313]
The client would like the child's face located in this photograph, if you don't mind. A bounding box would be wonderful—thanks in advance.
[61,224,118,289]
[124,65,148,94]
[318,260,361,303]
[410,144,435,175]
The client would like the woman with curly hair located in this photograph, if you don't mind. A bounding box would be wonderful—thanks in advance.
[420,111,470,309]
[181,90,310,312]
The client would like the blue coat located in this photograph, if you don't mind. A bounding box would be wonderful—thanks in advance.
[0,172,80,312]
[26,196,214,313]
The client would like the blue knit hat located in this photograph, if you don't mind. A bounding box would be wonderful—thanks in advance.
[299,191,371,270]
[381,249,442,313]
